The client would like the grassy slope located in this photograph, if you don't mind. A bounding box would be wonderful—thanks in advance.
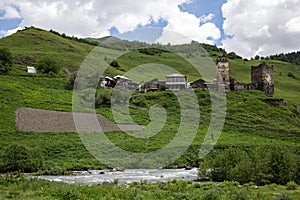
[230,59,300,106]
[0,28,299,170]
[0,27,93,73]
[0,75,299,169]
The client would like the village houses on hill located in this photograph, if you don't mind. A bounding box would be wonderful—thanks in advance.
[101,56,275,97]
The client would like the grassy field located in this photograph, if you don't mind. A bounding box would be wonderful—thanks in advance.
[0,177,299,200]
[0,74,299,171]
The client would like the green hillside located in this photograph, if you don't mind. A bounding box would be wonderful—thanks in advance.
[0,27,299,174]
[0,27,93,73]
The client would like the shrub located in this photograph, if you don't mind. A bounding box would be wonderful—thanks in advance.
[286,181,298,190]
[199,145,299,185]
[0,48,13,75]
[36,57,60,74]
[65,71,77,90]
[1,144,42,172]
[275,192,293,200]
[287,72,296,79]
[95,89,112,108]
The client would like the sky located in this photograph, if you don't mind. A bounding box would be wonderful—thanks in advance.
[0,0,300,58]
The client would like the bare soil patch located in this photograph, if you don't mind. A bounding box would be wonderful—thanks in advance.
[15,108,143,133]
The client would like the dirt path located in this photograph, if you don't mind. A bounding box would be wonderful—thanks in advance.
[15,108,143,133]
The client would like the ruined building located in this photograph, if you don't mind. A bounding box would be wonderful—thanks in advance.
[190,56,275,97]
[251,63,274,97]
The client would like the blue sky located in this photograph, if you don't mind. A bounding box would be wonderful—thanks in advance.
[1,0,300,58]
[109,0,227,45]
[0,0,227,44]
[179,0,227,45]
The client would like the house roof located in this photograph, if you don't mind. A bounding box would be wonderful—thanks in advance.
[166,74,185,77]
[114,75,131,80]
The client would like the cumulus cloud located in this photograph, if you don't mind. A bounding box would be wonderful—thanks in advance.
[157,11,221,45]
[0,0,221,45]
[200,13,215,24]
[0,5,21,19]
[222,0,300,58]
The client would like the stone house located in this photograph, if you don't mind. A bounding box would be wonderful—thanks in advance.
[142,78,166,92]
[251,62,274,97]
[189,79,208,90]
[166,74,187,91]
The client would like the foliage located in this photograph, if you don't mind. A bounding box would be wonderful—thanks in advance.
[199,145,299,185]
[36,57,60,74]
[269,51,300,65]
[288,72,297,79]
[49,28,99,46]
[0,48,13,75]
[227,52,242,60]
[65,71,77,90]
[95,88,112,107]
[0,178,299,200]
[0,144,42,173]
[286,181,298,190]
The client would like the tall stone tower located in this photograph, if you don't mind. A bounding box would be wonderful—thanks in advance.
[251,62,274,97]
[216,56,230,92]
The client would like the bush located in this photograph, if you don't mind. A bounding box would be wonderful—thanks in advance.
[286,181,298,190]
[275,192,293,200]
[288,72,296,79]
[95,89,112,108]
[65,71,77,90]
[36,57,60,74]
[0,48,13,75]
[199,145,299,185]
[1,144,42,172]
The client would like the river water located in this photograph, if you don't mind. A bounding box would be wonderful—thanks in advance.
[37,168,199,185]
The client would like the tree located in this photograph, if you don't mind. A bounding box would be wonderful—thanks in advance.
[1,144,42,172]
[0,48,13,75]
[36,57,60,74]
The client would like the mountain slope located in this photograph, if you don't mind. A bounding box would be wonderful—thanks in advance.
[0,27,94,72]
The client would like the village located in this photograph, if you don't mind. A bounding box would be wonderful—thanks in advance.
[100,56,275,97]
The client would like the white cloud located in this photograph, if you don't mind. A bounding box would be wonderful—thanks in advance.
[157,11,220,45]
[285,16,300,33]
[222,0,300,58]
[0,0,221,45]
[200,13,215,24]
[0,5,21,19]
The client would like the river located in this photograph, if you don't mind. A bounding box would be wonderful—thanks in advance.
[37,168,199,185]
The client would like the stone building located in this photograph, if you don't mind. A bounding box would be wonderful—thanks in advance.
[101,75,139,92]
[189,79,207,90]
[166,74,187,91]
[142,78,166,92]
[251,62,274,97]
[216,56,230,92]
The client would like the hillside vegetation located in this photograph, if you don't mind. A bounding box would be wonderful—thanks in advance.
[0,27,93,73]
[0,27,299,178]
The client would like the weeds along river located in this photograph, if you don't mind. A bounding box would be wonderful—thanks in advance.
[37,168,199,185]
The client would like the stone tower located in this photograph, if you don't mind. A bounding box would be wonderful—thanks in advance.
[216,56,230,92]
[251,62,274,97]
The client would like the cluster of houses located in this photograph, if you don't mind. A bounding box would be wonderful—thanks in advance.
[27,56,274,97]
[101,74,188,92]
[101,56,275,97]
